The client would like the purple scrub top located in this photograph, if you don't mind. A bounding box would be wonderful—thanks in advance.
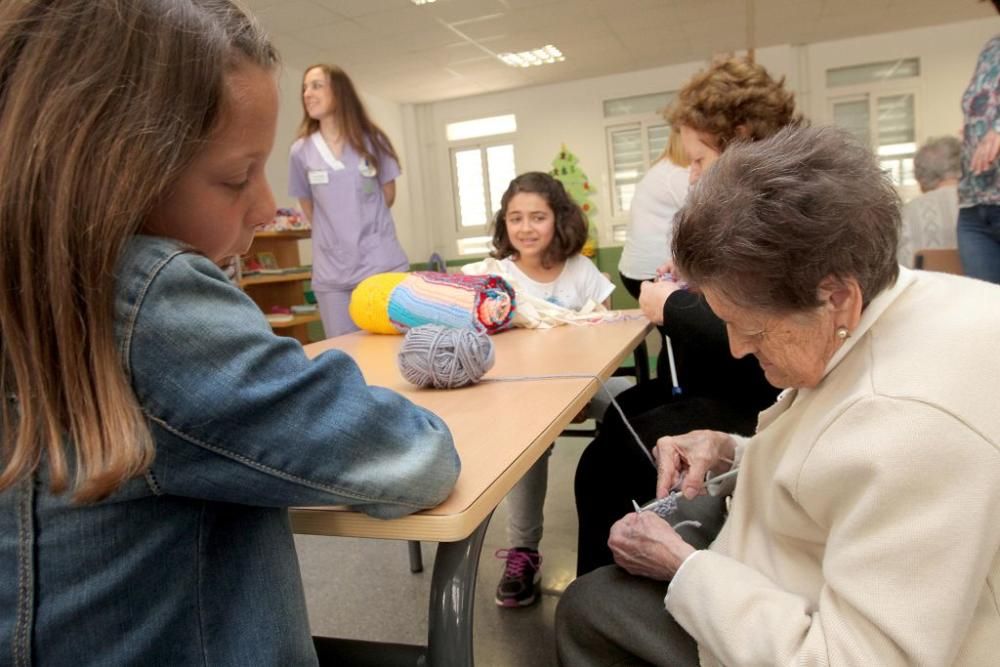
[289,132,409,290]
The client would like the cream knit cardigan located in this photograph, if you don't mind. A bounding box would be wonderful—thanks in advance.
[666,268,1000,666]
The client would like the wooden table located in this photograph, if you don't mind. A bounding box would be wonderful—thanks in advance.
[292,315,652,666]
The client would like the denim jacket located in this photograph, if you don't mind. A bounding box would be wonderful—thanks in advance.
[0,235,460,666]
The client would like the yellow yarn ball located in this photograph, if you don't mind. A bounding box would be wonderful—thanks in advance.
[349,272,408,334]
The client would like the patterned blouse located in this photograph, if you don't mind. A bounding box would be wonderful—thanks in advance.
[959,35,1000,207]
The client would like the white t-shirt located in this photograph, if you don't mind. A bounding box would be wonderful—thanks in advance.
[618,159,690,280]
[499,255,614,311]
[898,185,958,268]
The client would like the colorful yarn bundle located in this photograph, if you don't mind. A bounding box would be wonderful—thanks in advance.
[397,325,495,388]
[349,272,407,334]
[350,271,516,335]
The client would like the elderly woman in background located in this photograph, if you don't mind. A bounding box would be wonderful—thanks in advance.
[556,125,1000,666]
[898,135,961,267]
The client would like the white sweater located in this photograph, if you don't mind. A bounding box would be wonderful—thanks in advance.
[618,159,689,280]
[667,268,1000,666]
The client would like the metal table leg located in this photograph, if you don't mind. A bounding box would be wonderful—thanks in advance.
[425,511,494,667]
[408,540,424,573]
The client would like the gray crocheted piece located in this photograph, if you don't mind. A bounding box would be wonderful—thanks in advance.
[643,491,680,520]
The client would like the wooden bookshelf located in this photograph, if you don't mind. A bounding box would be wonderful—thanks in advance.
[240,230,320,344]
[241,270,313,286]
[268,313,322,329]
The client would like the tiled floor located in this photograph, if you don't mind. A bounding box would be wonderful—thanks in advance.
[295,432,589,667]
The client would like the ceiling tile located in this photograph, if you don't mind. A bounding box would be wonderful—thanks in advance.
[294,20,376,51]
[254,1,342,34]
[248,0,996,104]
[425,0,510,25]
[603,4,679,35]
[310,0,407,18]
[352,6,447,35]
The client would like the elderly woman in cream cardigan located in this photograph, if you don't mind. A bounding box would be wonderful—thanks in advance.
[556,125,1000,667]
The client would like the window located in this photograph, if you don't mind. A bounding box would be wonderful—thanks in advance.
[446,115,517,255]
[604,91,676,216]
[826,58,920,88]
[451,143,516,233]
[826,59,920,191]
[607,123,671,214]
[446,114,517,142]
[603,91,675,118]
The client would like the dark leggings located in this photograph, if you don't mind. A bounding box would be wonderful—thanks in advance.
[619,272,645,301]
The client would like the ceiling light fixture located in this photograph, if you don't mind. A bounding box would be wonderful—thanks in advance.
[410,0,436,5]
[498,44,565,68]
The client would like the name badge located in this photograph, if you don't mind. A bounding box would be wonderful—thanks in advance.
[308,170,329,185]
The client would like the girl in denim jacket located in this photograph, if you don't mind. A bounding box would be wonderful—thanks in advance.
[0,2,460,665]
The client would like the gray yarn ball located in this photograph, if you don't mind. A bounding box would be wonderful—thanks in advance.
[398,325,495,389]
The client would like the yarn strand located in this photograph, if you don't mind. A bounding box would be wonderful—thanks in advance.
[397,325,656,468]
[486,373,655,468]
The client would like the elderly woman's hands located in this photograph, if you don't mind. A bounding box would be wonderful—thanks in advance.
[654,430,737,499]
[608,511,696,580]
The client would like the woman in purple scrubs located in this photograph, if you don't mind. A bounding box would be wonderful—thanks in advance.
[289,65,409,336]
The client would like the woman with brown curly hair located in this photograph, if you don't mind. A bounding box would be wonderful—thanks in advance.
[573,57,798,578]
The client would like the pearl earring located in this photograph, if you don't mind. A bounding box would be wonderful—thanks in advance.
[836,326,849,340]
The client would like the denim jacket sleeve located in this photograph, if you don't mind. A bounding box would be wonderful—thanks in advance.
[117,238,460,518]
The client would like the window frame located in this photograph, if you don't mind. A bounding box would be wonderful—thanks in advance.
[825,68,922,199]
[448,136,516,240]
[604,115,670,217]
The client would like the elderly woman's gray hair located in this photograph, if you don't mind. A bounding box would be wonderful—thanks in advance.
[913,136,961,192]
[672,125,900,313]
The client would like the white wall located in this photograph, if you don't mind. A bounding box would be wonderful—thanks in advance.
[402,17,996,262]
[268,17,998,265]
[802,18,996,137]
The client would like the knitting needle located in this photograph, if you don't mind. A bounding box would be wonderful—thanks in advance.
[632,467,741,512]
[704,467,740,486]
[665,335,682,396]
[652,273,684,397]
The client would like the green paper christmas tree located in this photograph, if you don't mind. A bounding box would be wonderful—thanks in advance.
[550,144,599,257]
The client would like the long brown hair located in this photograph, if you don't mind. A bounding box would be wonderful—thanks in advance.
[0,0,277,502]
[296,64,400,172]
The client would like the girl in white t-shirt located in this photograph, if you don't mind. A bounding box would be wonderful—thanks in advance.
[482,172,627,607]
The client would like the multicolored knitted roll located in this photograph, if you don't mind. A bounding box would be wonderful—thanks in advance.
[348,272,407,334]
[349,272,516,335]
